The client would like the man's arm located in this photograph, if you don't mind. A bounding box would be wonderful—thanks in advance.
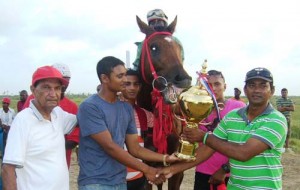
[183,126,269,161]
[204,133,269,161]
[90,130,164,184]
[2,164,17,190]
[276,100,295,112]
[125,134,178,164]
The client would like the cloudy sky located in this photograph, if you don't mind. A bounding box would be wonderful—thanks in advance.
[1,0,299,96]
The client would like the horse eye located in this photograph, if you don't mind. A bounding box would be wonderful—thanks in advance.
[150,45,157,51]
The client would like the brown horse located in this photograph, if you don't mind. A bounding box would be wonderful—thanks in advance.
[136,16,192,190]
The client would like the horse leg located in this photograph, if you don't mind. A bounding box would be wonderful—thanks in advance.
[167,172,184,190]
[166,133,183,190]
[143,134,164,190]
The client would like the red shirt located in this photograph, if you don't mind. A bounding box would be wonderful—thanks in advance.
[17,101,26,112]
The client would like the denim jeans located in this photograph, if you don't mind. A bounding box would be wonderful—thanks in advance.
[79,183,127,190]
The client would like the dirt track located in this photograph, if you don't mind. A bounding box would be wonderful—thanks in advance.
[70,151,300,190]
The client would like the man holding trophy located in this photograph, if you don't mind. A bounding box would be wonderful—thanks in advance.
[187,70,245,189]
[160,67,287,190]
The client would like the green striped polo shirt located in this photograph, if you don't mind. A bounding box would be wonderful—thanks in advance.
[213,103,287,190]
[276,97,294,118]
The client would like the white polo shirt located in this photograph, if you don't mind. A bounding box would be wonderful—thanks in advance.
[3,101,77,190]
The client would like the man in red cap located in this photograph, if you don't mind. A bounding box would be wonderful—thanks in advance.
[0,97,16,155]
[2,66,77,190]
[23,63,79,168]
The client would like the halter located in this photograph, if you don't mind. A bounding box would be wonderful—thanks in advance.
[140,31,172,85]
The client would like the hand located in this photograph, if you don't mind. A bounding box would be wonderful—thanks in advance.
[2,125,10,133]
[165,153,181,164]
[182,127,205,143]
[156,166,174,179]
[144,167,166,185]
[208,168,227,185]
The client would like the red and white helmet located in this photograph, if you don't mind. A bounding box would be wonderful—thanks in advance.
[52,63,71,78]
[147,9,168,24]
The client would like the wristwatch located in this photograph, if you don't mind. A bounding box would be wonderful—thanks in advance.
[221,164,230,173]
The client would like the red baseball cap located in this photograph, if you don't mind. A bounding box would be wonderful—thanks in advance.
[32,66,69,86]
[2,97,11,104]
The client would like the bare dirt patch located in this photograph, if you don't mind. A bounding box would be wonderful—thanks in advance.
[70,152,300,190]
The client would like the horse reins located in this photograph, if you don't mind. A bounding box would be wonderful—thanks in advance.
[140,31,175,154]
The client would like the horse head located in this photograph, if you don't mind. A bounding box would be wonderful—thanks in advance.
[136,16,192,111]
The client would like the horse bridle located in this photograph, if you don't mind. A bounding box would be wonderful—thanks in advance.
[140,31,178,104]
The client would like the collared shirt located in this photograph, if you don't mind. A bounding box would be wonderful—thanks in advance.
[0,107,15,126]
[3,101,77,190]
[214,103,287,189]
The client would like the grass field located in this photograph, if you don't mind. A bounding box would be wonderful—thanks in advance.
[2,94,299,152]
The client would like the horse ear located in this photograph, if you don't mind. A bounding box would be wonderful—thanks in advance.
[136,15,155,36]
[167,16,177,34]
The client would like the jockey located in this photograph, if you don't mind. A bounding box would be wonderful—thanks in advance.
[132,9,185,71]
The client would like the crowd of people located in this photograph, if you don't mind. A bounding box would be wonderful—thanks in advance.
[0,8,295,190]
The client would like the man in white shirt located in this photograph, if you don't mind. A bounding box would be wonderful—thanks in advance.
[1,66,77,190]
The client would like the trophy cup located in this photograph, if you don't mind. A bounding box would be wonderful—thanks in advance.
[175,60,214,160]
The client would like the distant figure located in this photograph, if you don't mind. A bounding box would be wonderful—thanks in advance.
[132,9,184,71]
[2,66,77,190]
[17,90,28,112]
[276,88,295,149]
[231,87,245,102]
[0,97,16,155]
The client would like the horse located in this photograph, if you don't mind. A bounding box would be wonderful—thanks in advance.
[135,16,192,190]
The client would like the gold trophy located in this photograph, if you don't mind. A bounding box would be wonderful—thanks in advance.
[176,60,214,160]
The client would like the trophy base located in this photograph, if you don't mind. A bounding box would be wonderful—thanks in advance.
[175,152,196,161]
[175,139,198,161]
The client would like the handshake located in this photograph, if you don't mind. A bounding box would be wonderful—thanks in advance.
[143,127,208,185]
[143,152,195,185]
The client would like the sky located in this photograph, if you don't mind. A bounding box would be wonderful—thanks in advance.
[1,0,300,96]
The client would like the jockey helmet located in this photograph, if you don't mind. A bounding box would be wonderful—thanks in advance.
[52,63,71,78]
[147,9,168,24]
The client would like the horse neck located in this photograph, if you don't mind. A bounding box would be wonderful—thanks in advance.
[137,82,153,112]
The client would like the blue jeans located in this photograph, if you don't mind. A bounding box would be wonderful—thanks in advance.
[79,183,127,190]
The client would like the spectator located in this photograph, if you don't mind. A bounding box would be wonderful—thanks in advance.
[17,90,28,112]
[0,97,16,155]
[230,87,245,103]
[159,67,287,189]
[192,70,245,190]
[2,66,77,190]
[122,69,154,190]
[276,88,295,150]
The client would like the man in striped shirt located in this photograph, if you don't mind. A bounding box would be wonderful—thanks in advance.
[122,69,154,190]
[159,67,287,190]
[276,88,295,149]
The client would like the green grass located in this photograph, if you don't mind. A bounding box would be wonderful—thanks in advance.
[2,94,300,153]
